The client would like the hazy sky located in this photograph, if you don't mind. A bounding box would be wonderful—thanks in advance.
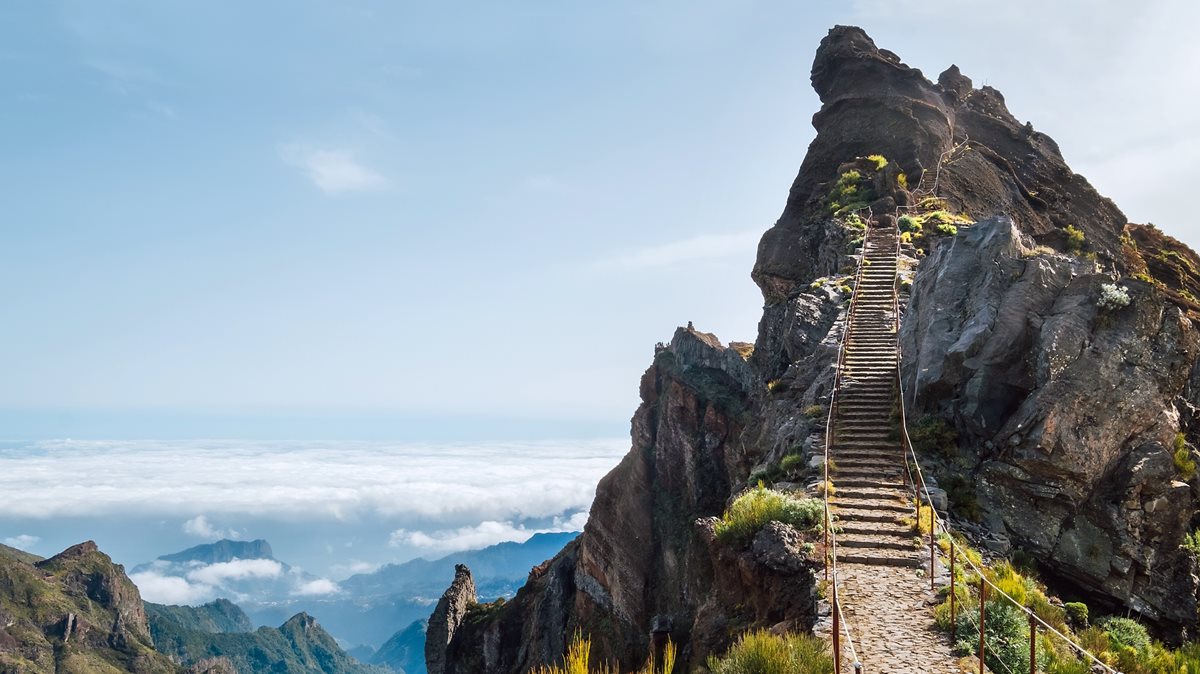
[3,0,1199,437]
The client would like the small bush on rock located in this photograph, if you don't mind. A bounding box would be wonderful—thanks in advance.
[707,629,833,674]
[1063,601,1089,628]
[715,485,822,545]
[1065,224,1086,253]
[934,222,958,237]
[1097,283,1131,310]
[1099,617,1150,652]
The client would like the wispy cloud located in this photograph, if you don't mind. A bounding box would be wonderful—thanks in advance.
[280,144,388,195]
[593,230,760,271]
[182,515,241,541]
[293,578,340,596]
[186,558,282,586]
[129,570,212,605]
[2,534,39,551]
[389,511,588,555]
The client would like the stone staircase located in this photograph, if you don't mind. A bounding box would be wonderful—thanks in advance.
[822,225,964,674]
[830,225,918,570]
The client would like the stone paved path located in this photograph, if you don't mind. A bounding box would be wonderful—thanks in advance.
[813,225,969,673]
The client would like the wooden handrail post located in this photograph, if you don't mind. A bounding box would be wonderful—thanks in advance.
[1030,610,1037,674]
[833,583,841,674]
[978,578,987,674]
[824,504,830,581]
[950,547,957,639]
[929,518,936,591]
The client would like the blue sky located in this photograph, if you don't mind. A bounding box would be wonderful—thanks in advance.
[4,1,1198,439]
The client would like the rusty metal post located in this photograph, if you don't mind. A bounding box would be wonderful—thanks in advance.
[1030,610,1037,674]
[824,503,830,581]
[978,578,987,674]
[950,546,957,639]
[929,517,936,591]
[833,583,841,674]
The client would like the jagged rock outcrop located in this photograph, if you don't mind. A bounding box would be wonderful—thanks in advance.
[435,325,830,672]
[0,540,179,673]
[426,564,477,674]
[901,216,1200,637]
[437,22,1200,669]
[754,25,1127,305]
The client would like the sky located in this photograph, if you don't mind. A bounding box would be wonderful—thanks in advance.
[2,1,1199,577]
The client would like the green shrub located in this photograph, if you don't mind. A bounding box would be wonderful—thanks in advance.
[897,172,908,189]
[779,453,805,474]
[935,222,958,237]
[843,213,867,231]
[911,416,958,458]
[1100,617,1150,652]
[952,599,1030,674]
[1182,529,1200,554]
[802,404,824,419]
[707,629,833,674]
[1174,448,1196,479]
[1065,225,1085,253]
[714,485,823,545]
[1063,601,1088,628]
[866,154,888,169]
[898,214,921,233]
[1174,432,1196,479]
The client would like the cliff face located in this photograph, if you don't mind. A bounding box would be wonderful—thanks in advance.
[431,328,829,672]
[435,23,1200,669]
[0,541,180,673]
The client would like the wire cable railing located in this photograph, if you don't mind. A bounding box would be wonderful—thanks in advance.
[822,228,870,674]
[888,231,1120,674]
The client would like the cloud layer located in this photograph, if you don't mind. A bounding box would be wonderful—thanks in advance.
[388,510,589,554]
[0,439,626,524]
[2,534,39,551]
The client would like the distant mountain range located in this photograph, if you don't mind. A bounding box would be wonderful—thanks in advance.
[133,531,580,651]
[148,600,384,674]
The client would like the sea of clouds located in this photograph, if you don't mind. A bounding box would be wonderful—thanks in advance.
[0,438,626,522]
[0,437,628,603]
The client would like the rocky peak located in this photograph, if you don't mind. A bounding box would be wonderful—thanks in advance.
[425,564,477,674]
[754,25,1128,304]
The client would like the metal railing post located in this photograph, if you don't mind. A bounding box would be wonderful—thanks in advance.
[1030,610,1037,674]
[950,546,957,639]
[929,517,936,591]
[833,583,841,674]
[978,578,987,674]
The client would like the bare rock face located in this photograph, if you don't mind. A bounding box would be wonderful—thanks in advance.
[438,324,833,672]
[438,23,1200,669]
[901,217,1200,637]
[753,26,1127,304]
[425,564,477,674]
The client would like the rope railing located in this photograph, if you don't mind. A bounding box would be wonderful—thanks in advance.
[888,232,1121,674]
[821,228,870,673]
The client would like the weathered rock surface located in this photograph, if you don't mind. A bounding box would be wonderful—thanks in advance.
[426,564,477,674]
[901,217,1200,637]
[438,22,1200,670]
[0,540,180,673]
[434,326,831,672]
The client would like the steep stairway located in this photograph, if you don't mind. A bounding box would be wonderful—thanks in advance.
[823,225,964,674]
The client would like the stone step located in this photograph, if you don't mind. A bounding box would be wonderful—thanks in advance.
[839,520,914,538]
[836,551,923,568]
[839,534,917,552]
[835,482,907,498]
[833,497,912,515]
[834,509,907,524]
[834,476,905,489]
